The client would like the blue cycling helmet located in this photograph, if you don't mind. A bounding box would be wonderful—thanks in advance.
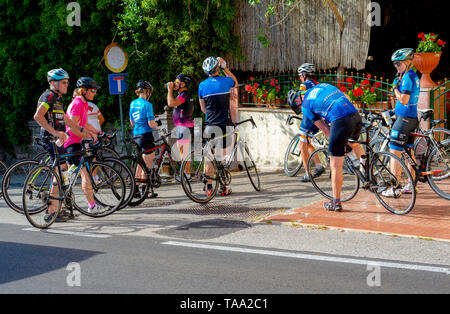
[202,57,219,76]
[47,68,69,82]
[391,48,414,62]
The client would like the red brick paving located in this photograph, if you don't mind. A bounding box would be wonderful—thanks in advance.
[265,183,450,241]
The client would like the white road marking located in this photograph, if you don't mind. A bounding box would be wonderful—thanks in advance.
[163,241,450,275]
[22,227,112,238]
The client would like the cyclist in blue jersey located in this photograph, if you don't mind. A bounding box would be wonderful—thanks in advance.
[383,48,420,197]
[198,56,238,197]
[129,80,159,198]
[295,63,324,182]
[298,83,365,211]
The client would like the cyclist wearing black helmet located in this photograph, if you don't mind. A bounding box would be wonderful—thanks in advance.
[130,80,159,197]
[65,77,103,213]
[166,74,195,177]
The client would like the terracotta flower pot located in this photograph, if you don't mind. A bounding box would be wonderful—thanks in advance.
[413,52,442,88]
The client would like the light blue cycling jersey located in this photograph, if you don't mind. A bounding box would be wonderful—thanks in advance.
[299,80,319,133]
[301,83,357,124]
[394,69,420,118]
[129,97,155,136]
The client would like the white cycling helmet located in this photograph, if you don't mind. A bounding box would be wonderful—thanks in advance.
[297,63,315,75]
[202,57,220,76]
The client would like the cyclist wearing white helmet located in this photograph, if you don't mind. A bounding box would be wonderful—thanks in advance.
[293,63,323,182]
[383,48,420,197]
[198,56,238,197]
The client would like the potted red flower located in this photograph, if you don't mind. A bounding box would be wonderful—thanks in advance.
[413,32,446,88]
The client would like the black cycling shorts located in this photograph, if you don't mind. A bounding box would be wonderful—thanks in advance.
[65,143,83,166]
[204,125,234,150]
[136,132,156,155]
[328,112,362,157]
[43,140,66,165]
[176,125,194,144]
[389,116,418,151]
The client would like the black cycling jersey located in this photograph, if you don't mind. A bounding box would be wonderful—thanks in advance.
[37,89,66,137]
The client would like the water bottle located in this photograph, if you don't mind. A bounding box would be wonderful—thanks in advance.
[62,170,70,186]
[359,155,367,174]
[67,164,77,183]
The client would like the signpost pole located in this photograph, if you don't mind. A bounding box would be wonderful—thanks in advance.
[118,94,125,142]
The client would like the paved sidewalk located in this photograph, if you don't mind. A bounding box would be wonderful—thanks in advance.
[262,182,450,241]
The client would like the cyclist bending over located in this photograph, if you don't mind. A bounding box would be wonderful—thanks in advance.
[298,83,365,211]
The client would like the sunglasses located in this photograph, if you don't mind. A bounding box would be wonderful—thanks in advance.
[393,61,402,67]
[88,89,97,94]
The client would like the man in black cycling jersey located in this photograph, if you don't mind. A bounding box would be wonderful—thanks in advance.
[34,68,89,222]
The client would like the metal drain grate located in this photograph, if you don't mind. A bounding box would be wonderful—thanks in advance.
[175,204,287,221]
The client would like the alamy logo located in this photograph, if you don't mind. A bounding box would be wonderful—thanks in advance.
[67,2,81,27]
[66,262,81,287]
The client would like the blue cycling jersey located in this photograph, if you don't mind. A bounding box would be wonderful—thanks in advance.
[129,98,155,136]
[394,70,420,118]
[299,80,319,133]
[198,76,235,125]
[301,83,357,124]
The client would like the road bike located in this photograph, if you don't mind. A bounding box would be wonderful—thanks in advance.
[284,115,328,177]
[121,129,182,206]
[0,160,6,198]
[180,117,260,204]
[307,122,416,215]
[22,136,126,229]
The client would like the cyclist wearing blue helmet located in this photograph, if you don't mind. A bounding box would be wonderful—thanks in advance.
[383,48,420,197]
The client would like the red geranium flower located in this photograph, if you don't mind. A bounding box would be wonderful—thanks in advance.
[245,85,252,92]
[418,33,425,40]
[340,86,347,93]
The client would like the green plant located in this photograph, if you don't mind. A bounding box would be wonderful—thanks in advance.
[416,33,446,53]
[244,77,280,103]
[338,76,377,106]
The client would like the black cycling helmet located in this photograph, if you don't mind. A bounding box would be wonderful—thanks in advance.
[76,77,100,89]
[136,80,153,92]
[176,74,193,87]
[287,89,304,114]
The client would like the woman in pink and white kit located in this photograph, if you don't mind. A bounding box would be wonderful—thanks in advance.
[64,77,102,213]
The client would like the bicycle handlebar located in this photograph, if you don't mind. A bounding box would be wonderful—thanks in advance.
[286,115,301,126]
[234,116,257,128]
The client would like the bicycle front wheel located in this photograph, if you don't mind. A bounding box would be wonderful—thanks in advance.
[241,143,261,191]
[2,159,41,214]
[284,134,303,177]
[120,156,151,207]
[0,160,7,198]
[426,139,450,200]
[307,148,359,202]
[181,149,219,204]
[371,152,416,215]
[23,165,63,229]
[72,162,125,217]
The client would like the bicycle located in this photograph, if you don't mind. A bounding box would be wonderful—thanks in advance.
[307,122,416,215]
[22,136,126,229]
[180,117,261,204]
[284,115,328,177]
[0,160,7,198]
[121,129,183,207]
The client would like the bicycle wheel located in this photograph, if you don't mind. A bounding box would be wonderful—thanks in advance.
[23,165,63,229]
[120,156,151,206]
[101,147,121,159]
[101,157,135,209]
[0,161,6,198]
[371,152,416,215]
[284,134,303,177]
[2,159,41,214]
[241,143,261,191]
[307,148,359,202]
[181,149,219,204]
[426,139,450,200]
[414,128,450,158]
[72,162,125,217]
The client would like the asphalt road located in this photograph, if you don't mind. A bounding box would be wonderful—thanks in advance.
[0,171,449,295]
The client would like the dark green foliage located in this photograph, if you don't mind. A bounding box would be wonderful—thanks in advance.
[0,0,239,153]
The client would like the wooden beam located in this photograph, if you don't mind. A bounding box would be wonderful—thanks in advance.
[326,0,345,32]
